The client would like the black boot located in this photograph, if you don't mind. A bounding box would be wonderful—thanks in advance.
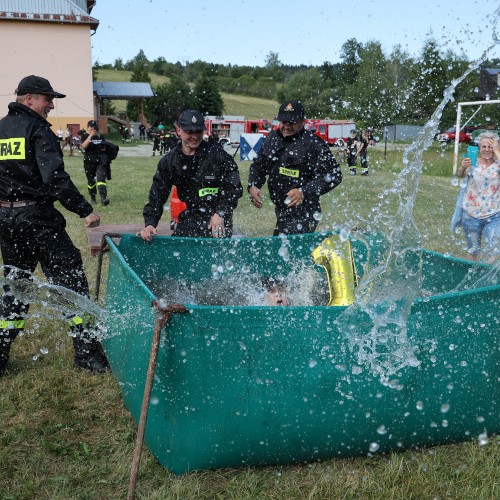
[72,336,110,373]
[0,330,19,376]
[88,187,97,205]
[98,185,110,206]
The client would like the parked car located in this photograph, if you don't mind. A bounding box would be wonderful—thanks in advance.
[469,128,500,146]
[435,124,482,143]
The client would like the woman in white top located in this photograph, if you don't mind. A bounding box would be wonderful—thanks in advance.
[457,131,500,261]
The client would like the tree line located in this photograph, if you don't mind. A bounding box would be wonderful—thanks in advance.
[93,37,500,131]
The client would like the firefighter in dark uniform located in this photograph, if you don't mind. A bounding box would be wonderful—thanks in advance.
[357,129,369,176]
[160,130,168,155]
[248,100,342,235]
[139,109,243,240]
[151,126,161,156]
[0,75,109,376]
[165,130,179,151]
[80,120,110,206]
[346,129,358,175]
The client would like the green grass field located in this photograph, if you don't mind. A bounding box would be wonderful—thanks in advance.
[0,144,498,499]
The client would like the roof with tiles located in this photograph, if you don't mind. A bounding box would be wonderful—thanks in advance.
[0,0,99,30]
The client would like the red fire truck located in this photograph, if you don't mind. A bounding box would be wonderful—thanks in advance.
[305,119,356,147]
[204,115,272,146]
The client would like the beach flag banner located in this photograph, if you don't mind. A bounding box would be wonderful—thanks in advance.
[240,133,264,161]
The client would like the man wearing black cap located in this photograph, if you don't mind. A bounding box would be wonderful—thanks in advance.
[140,109,243,239]
[0,75,109,376]
[248,99,342,235]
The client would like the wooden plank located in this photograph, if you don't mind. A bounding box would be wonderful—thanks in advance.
[87,223,173,256]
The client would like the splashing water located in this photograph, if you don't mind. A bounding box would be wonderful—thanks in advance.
[335,17,500,382]
[150,262,330,307]
[0,265,105,327]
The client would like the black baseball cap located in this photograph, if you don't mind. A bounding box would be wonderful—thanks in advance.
[277,100,305,123]
[177,109,206,131]
[87,120,98,127]
[15,75,66,98]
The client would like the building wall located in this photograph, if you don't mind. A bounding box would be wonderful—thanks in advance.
[385,124,423,142]
[0,21,94,132]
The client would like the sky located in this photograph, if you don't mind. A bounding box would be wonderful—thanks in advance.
[90,0,500,68]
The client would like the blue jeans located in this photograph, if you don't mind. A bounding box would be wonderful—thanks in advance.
[461,210,500,257]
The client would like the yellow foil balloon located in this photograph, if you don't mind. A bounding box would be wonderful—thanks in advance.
[311,235,358,306]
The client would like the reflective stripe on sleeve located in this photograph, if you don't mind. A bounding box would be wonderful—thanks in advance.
[67,315,94,327]
[67,316,84,326]
[0,319,26,329]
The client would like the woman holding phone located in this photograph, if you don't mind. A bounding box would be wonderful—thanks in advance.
[456,131,500,261]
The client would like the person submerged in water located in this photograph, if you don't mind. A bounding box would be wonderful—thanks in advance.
[262,277,289,306]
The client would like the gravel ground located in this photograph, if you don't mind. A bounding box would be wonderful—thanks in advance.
[116,142,156,157]
[67,140,407,159]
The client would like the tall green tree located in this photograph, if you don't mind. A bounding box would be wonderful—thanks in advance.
[265,51,284,81]
[185,60,216,82]
[338,38,362,87]
[277,68,332,117]
[97,99,117,119]
[193,73,224,115]
[125,49,150,71]
[411,38,451,122]
[126,60,152,121]
[383,46,417,124]
[145,75,195,126]
[342,41,394,127]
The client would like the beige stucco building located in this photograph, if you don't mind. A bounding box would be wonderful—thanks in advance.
[0,0,99,136]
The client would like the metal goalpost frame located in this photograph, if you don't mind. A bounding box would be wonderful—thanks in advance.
[452,99,500,176]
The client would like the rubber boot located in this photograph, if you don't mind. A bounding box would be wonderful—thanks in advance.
[88,187,97,205]
[98,185,110,206]
[0,330,19,376]
[72,326,110,373]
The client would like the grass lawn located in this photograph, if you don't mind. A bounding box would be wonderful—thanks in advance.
[221,93,279,121]
[0,143,498,499]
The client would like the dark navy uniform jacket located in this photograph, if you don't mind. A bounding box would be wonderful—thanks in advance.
[248,127,342,212]
[143,140,243,229]
[0,102,93,218]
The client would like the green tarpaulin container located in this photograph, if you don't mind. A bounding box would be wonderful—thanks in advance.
[102,232,499,474]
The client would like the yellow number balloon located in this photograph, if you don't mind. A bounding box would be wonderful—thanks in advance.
[311,235,358,306]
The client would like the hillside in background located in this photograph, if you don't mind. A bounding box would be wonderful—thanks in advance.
[95,69,279,120]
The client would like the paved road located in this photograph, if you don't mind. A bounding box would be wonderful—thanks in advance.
[69,141,406,159]
[117,142,155,157]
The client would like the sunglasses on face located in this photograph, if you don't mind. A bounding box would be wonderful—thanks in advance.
[183,129,204,135]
